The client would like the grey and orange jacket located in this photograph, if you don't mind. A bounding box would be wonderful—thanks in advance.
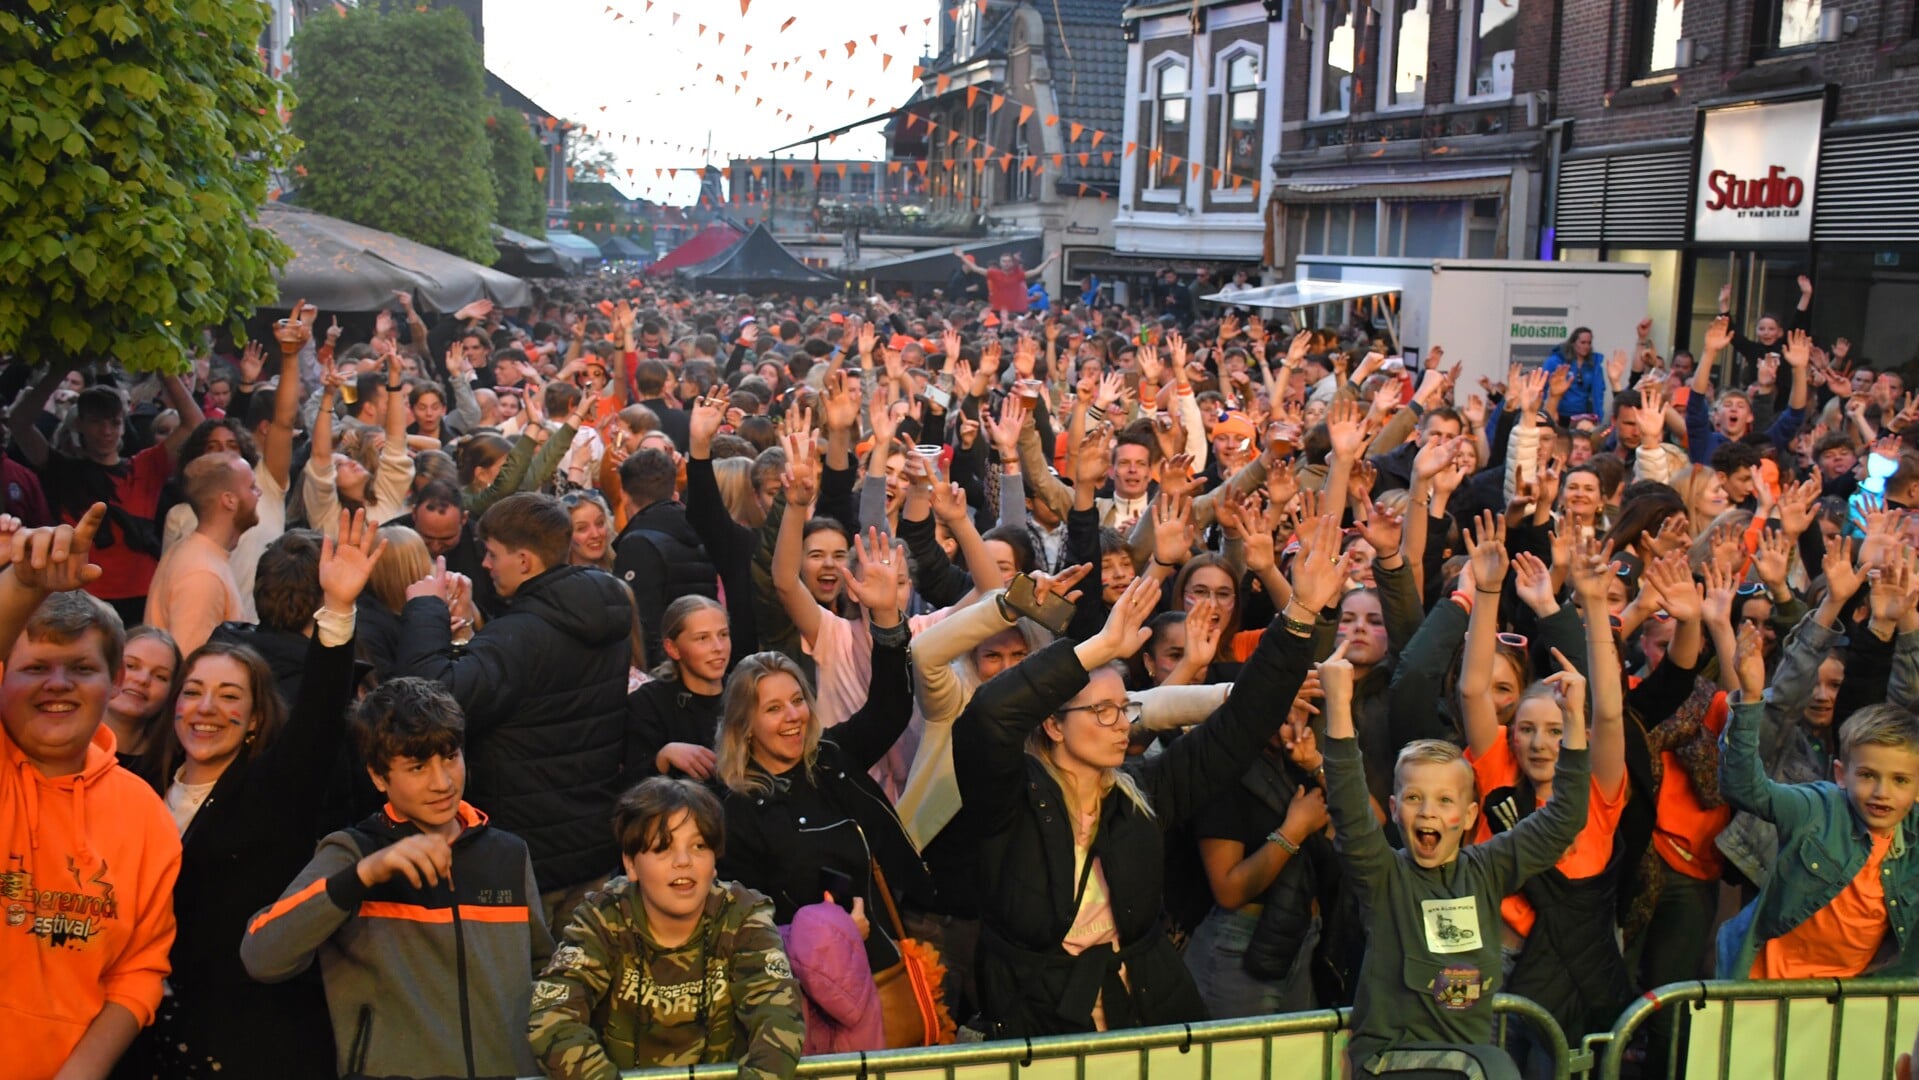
[240,802,554,1080]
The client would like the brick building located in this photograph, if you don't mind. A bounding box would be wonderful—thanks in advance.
[1264,0,1559,277]
[1551,0,1919,364]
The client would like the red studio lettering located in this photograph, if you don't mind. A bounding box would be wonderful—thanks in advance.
[1705,165,1806,212]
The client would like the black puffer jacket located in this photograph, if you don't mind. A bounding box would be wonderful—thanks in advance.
[953,623,1314,1037]
[393,564,633,891]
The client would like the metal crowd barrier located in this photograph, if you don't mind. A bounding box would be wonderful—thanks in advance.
[620,994,1568,1080]
[1581,977,1919,1080]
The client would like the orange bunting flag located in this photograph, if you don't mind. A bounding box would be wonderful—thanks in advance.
[1191,162,1202,182]
[721,167,731,178]
[740,0,750,12]
[860,162,872,172]
[803,70,813,82]
[965,137,978,153]
[1017,104,1033,125]
[1090,129,1105,149]
[566,167,576,180]
[811,163,823,179]
[1069,122,1083,141]
[717,31,724,43]
[697,22,705,36]
[752,164,763,179]
[626,168,634,177]
[967,86,979,107]
[1232,175,1244,190]
[990,93,1005,114]
[744,44,752,55]
[535,166,546,181]
[836,164,847,177]
[781,164,794,179]
[945,128,960,145]
[936,74,951,94]
[978,0,988,12]
[882,53,893,71]
[670,12,679,25]
[1124,142,1137,157]
[867,96,876,106]
[1043,114,1059,127]
[1027,156,1040,171]
[1050,154,1062,167]
[916,160,929,174]
[845,41,857,57]
[887,161,902,174]
[818,48,827,58]
[1078,152,1089,166]
[913,64,925,79]
[780,16,795,30]
[999,154,1012,171]
[654,169,662,179]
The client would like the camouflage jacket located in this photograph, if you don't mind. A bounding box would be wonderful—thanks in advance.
[527,876,803,1080]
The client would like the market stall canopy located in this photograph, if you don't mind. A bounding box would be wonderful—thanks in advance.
[1199,280,1403,308]
[853,235,1043,289]
[597,234,651,261]
[543,230,605,272]
[647,223,746,277]
[492,225,568,279]
[260,202,530,313]
[682,224,838,297]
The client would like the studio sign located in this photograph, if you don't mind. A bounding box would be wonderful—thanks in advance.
[1693,98,1823,244]
[1703,165,1807,220]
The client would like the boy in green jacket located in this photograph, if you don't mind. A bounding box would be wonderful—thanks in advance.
[1319,633,1590,1077]
[1717,622,1919,979]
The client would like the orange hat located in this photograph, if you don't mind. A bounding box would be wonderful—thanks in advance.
[1213,413,1257,444]
[597,299,615,316]
[982,311,1001,328]
[829,312,846,324]
[889,333,914,351]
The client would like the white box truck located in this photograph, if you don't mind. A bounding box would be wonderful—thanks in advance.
[1205,255,1652,397]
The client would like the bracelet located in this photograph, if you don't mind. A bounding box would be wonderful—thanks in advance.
[387,382,402,392]
[1280,603,1315,637]
[1475,586,1504,596]
[1267,829,1301,856]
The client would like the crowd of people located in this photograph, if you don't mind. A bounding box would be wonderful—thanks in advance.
[6,261,1919,1080]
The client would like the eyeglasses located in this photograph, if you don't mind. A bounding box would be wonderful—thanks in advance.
[1057,700,1144,728]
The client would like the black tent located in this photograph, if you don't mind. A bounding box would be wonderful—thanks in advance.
[596,234,651,262]
[681,223,838,297]
[493,225,570,279]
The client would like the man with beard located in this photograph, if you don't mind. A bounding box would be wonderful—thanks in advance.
[143,451,259,654]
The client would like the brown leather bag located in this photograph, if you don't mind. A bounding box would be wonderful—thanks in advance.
[868,860,951,1048]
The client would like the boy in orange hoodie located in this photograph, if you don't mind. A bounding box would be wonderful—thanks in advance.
[0,505,182,1080]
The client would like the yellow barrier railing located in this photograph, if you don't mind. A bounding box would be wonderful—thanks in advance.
[1582,977,1919,1080]
[617,994,1568,1080]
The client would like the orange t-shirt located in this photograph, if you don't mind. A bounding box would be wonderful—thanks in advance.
[1751,832,1894,979]
[1652,692,1734,880]
[1468,736,1630,938]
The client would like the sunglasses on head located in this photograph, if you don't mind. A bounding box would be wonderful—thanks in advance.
[1496,631,1529,649]
[1736,581,1768,596]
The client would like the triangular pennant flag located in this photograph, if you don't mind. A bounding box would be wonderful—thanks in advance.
[1078,152,1089,166]
[803,70,813,82]
[1124,142,1137,157]
[916,160,928,174]
[845,40,858,57]
[882,53,893,71]
[860,162,872,172]
[867,96,876,106]
[1069,122,1083,141]
[990,93,1005,114]
[741,0,750,12]
[566,167,576,180]
[818,48,827,58]
[999,154,1012,171]
[965,137,978,153]
[717,31,724,43]
[752,164,763,179]
[836,164,847,177]
[936,73,951,94]
[1027,156,1040,172]
[780,16,796,30]
[1191,162,1202,182]
[782,164,794,179]
[535,166,546,181]
[670,12,679,25]
[1232,175,1244,190]
[967,86,979,107]
[697,22,705,36]
[887,161,902,174]
[812,163,824,179]
[1091,129,1105,149]
[913,64,925,79]
[1017,104,1033,125]
[669,168,678,179]
[1043,114,1059,127]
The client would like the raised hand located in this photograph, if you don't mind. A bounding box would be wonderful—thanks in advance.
[6,503,107,593]
[1643,553,1702,622]
[1182,597,1225,672]
[929,480,969,524]
[1699,554,1737,630]
[1703,316,1734,354]
[319,509,389,611]
[1290,512,1354,613]
[1326,397,1364,461]
[821,370,862,434]
[238,341,266,385]
[1512,550,1558,614]
[1084,574,1162,666]
[1869,544,1912,628]
[1032,562,1093,606]
[981,393,1026,461]
[1568,534,1616,606]
[1824,534,1867,605]
[1541,647,1587,724]
[1152,493,1196,568]
[1465,509,1509,594]
[780,426,821,507]
[688,387,729,453]
[1353,491,1403,558]
[1732,622,1767,700]
[843,528,910,619]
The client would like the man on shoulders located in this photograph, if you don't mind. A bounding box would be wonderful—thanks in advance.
[145,452,258,655]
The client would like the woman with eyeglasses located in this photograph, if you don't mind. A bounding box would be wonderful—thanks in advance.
[952,516,1345,1037]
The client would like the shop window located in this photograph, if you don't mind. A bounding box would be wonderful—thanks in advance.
[1382,0,1431,109]
[1146,58,1190,193]
[1458,0,1519,101]
[1217,50,1261,184]
[1312,0,1359,120]
[1753,0,1821,50]
[1299,202,1379,255]
[1631,0,1684,75]
[1466,197,1501,259]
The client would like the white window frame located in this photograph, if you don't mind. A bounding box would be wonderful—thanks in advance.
[1376,0,1431,113]
[1455,0,1519,103]
[1309,0,1360,122]
[1141,54,1190,203]
[1213,44,1263,202]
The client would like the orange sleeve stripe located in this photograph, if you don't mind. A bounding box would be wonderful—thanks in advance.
[357,902,529,924]
[248,877,330,935]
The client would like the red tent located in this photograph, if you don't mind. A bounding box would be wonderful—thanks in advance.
[645,223,746,277]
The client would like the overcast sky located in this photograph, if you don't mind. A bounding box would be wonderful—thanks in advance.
[486,0,938,205]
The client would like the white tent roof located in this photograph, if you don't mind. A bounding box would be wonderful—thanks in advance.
[1200,280,1403,308]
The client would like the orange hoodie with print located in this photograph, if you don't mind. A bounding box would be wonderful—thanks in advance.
[1,723,181,1080]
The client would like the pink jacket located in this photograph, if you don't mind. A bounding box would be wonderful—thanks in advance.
[778,902,885,1055]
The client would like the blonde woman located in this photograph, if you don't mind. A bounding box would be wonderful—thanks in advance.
[359,525,432,676]
[952,514,1345,1037]
[712,455,766,529]
[713,528,933,977]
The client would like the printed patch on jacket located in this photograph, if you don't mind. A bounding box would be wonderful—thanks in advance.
[1419,897,1482,955]
[530,980,570,1011]
[1430,965,1484,1011]
[549,944,588,972]
[765,952,792,981]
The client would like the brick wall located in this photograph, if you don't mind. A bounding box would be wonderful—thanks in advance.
[1560,0,1919,151]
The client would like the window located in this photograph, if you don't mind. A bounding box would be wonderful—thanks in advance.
[1460,0,1519,100]
[1299,202,1378,255]
[850,171,875,196]
[1312,0,1359,118]
[1754,0,1820,51]
[1632,0,1684,75]
[1012,119,1033,201]
[1148,60,1189,189]
[819,173,841,195]
[1218,52,1260,183]
[1383,0,1431,108]
[953,3,978,57]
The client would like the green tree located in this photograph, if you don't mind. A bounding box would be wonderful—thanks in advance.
[486,106,546,234]
[0,0,294,372]
[290,7,495,264]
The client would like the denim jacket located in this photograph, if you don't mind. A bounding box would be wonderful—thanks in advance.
[1715,700,1919,978]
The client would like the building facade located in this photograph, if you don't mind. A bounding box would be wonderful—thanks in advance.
[1551,0,1919,363]
[1113,0,1284,277]
[894,0,1128,296]
[1265,0,1558,279]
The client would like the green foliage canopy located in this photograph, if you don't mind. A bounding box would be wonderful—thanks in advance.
[486,106,546,235]
[290,6,497,264]
[0,0,294,372]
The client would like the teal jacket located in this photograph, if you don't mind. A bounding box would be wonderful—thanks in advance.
[1716,700,1919,978]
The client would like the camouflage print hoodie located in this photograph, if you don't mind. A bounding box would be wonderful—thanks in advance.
[528,876,803,1080]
